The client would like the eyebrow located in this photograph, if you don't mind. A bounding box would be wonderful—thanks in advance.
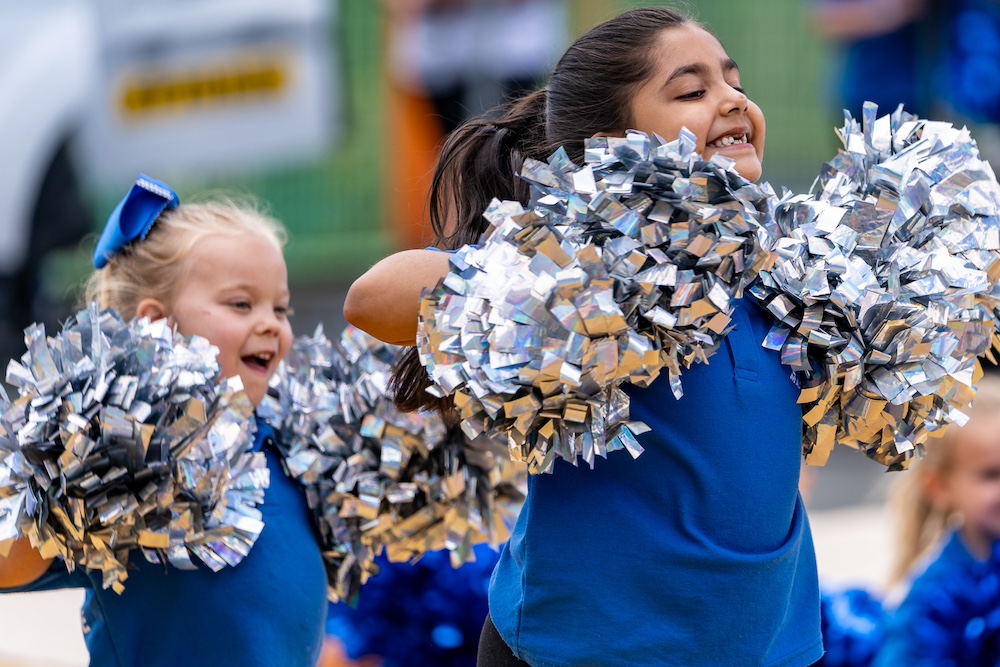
[217,283,290,298]
[665,58,740,85]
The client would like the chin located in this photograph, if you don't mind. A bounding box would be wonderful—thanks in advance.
[242,386,266,408]
[734,161,762,183]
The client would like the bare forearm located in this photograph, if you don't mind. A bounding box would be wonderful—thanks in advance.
[344,249,451,346]
[0,537,52,589]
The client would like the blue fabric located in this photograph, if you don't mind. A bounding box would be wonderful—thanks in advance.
[872,532,1000,667]
[944,0,1000,123]
[817,587,886,667]
[837,23,923,118]
[93,175,179,269]
[820,0,925,118]
[7,417,328,667]
[326,543,498,666]
[489,297,823,667]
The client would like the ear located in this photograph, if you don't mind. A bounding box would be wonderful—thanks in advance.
[135,298,169,322]
[922,470,953,513]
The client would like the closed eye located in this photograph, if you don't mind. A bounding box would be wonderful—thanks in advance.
[979,467,1000,481]
[678,90,705,100]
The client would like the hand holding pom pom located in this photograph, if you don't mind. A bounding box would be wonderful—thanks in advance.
[0,303,265,593]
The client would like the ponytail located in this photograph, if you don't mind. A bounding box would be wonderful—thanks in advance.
[429,89,550,250]
[391,90,550,412]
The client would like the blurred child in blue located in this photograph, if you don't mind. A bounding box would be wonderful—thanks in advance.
[872,376,1000,666]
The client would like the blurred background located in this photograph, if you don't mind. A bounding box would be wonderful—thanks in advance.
[1,0,996,664]
[0,0,846,352]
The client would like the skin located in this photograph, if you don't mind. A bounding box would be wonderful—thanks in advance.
[925,413,1000,559]
[1,232,293,588]
[345,23,768,346]
[343,248,451,346]
[0,536,54,589]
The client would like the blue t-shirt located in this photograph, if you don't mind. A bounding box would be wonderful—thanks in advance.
[489,297,823,667]
[8,417,328,667]
[871,531,983,667]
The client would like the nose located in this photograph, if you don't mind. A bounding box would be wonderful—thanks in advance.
[722,86,749,115]
[255,308,281,336]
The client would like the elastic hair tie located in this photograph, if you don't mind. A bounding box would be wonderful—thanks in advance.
[93,174,179,269]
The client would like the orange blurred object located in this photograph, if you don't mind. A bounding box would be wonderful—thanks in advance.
[384,83,443,251]
[317,636,384,667]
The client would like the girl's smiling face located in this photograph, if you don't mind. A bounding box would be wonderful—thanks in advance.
[628,24,766,182]
[164,232,293,406]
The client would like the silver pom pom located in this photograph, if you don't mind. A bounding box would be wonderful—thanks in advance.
[751,103,1000,468]
[418,129,773,473]
[0,303,265,593]
[260,325,523,604]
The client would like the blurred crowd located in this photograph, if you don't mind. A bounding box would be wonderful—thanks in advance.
[812,0,1000,164]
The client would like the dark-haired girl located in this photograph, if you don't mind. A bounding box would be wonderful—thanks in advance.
[345,8,822,667]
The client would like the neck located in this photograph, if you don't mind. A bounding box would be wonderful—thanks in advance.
[957,524,993,561]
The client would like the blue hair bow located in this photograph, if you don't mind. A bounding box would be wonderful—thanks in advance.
[93,174,179,269]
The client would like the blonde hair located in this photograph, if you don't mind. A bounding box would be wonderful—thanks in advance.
[84,199,286,319]
[888,374,1000,586]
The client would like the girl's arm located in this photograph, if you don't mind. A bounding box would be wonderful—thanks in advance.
[344,249,451,346]
[0,537,53,588]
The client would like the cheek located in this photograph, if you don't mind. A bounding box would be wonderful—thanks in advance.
[215,350,241,379]
[279,324,293,353]
[628,97,688,143]
[749,102,766,158]
[206,328,245,374]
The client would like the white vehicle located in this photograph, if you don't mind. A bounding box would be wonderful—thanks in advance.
[0,1,97,337]
[0,0,337,340]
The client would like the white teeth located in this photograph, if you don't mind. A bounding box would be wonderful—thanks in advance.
[708,133,747,148]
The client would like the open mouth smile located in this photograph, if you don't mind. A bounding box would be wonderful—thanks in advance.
[707,133,749,148]
[241,352,274,373]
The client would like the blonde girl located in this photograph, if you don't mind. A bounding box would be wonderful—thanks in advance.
[0,176,328,667]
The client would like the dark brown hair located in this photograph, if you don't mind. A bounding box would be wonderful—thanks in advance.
[394,7,693,411]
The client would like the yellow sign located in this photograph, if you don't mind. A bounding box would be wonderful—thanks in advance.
[120,59,286,118]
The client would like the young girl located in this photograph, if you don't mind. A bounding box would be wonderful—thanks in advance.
[0,177,329,666]
[344,7,822,667]
[871,376,1000,666]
